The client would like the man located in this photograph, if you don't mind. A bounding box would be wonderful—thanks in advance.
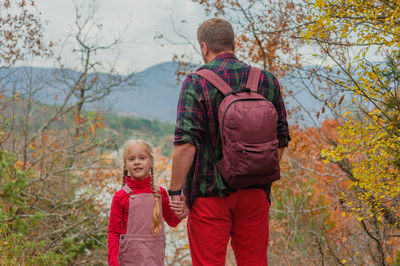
[169,18,290,266]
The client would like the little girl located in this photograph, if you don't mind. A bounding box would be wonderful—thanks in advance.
[108,139,187,266]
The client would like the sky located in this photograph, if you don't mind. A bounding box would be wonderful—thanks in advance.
[33,0,208,73]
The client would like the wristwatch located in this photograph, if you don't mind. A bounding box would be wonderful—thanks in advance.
[168,189,183,196]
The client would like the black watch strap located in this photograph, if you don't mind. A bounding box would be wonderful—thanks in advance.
[168,189,182,196]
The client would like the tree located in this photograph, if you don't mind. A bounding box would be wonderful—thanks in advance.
[0,0,51,68]
[302,0,400,264]
[166,0,307,84]
[0,0,135,264]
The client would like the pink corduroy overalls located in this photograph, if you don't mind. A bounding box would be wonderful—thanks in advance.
[118,185,165,266]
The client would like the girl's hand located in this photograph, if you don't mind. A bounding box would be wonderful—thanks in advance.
[174,206,188,220]
[170,196,188,220]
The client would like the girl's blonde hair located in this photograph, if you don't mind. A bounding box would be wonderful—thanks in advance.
[122,139,162,235]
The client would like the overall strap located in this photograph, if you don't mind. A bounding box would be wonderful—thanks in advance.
[122,185,133,195]
[194,69,233,96]
[246,66,262,92]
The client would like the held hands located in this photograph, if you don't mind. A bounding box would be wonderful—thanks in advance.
[169,195,188,220]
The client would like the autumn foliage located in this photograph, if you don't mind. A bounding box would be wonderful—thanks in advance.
[2,0,400,265]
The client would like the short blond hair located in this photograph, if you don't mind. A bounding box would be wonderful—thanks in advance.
[197,18,235,53]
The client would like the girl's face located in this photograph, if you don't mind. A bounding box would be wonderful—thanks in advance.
[124,143,153,180]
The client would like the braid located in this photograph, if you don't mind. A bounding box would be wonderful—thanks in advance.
[122,169,128,188]
[150,167,162,234]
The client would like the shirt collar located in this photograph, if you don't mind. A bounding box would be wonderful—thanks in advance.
[210,52,237,62]
[125,175,151,189]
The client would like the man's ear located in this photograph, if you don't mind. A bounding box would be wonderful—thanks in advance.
[201,42,208,55]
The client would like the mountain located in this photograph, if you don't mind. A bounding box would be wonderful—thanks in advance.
[0,62,182,122]
[106,62,182,122]
[0,62,328,126]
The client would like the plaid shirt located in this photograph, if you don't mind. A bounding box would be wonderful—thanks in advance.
[174,52,290,206]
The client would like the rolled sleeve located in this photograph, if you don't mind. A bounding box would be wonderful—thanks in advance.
[269,74,291,148]
[174,74,205,147]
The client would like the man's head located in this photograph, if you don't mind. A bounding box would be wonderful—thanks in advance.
[197,18,235,63]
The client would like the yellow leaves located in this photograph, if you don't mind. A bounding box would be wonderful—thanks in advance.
[322,157,330,164]
[320,101,400,227]
[361,49,367,57]
[343,110,351,117]
[303,0,400,48]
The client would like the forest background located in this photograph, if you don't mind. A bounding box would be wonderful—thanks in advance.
[0,0,399,265]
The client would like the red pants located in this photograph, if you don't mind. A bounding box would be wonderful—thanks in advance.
[187,188,270,266]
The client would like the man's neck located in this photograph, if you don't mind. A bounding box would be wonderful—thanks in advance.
[206,50,234,63]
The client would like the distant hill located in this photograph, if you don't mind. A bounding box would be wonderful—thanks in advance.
[0,62,329,126]
[0,62,182,122]
[106,62,182,122]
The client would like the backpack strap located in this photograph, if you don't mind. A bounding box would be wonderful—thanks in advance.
[194,69,233,96]
[246,66,262,92]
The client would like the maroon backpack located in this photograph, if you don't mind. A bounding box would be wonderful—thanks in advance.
[195,66,280,188]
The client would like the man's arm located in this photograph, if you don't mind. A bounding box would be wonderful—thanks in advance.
[169,143,197,192]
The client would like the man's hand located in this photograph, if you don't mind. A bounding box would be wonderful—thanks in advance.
[169,195,188,220]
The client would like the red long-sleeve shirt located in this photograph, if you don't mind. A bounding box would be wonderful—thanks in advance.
[107,176,181,266]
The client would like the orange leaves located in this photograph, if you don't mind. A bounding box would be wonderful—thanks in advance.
[1,0,50,66]
[73,113,86,126]
[4,31,13,41]
[74,81,85,91]
[14,160,24,169]
[286,2,295,10]
[73,113,104,140]
[238,34,248,42]
[95,120,104,129]
[197,0,304,77]
[214,0,224,11]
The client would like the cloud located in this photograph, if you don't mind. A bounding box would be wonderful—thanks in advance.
[34,0,207,73]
